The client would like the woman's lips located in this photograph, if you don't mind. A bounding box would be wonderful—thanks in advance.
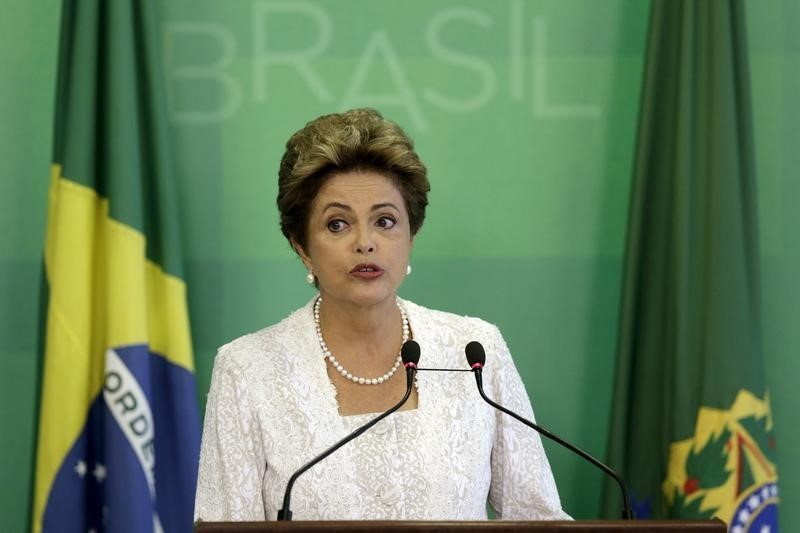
[350,263,383,279]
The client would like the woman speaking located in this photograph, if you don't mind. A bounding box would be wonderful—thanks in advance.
[194,108,570,521]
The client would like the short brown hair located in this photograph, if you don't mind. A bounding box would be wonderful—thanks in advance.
[277,108,430,251]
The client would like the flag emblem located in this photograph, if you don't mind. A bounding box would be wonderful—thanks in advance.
[664,390,779,530]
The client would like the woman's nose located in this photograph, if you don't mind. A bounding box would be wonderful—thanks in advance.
[354,228,375,254]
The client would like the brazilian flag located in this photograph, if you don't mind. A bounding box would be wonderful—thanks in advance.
[603,1,779,530]
[32,1,201,532]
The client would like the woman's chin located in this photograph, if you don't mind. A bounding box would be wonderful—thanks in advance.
[323,283,398,308]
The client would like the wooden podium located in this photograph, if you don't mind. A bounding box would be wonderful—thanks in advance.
[195,520,726,532]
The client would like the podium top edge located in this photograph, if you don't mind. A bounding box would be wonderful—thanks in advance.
[196,518,727,532]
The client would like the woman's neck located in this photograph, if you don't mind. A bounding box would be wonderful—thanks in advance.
[316,292,403,357]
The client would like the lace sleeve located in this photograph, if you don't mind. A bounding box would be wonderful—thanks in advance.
[194,349,266,521]
[485,325,572,520]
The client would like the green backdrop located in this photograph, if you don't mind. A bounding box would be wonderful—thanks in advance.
[1,1,797,531]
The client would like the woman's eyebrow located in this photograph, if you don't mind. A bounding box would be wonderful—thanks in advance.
[371,202,400,212]
[321,201,352,214]
[321,201,400,213]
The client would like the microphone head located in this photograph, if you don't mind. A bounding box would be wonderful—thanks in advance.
[401,340,420,368]
[465,341,486,369]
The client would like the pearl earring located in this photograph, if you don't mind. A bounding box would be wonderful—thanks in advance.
[406,265,412,275]
[306,271,315,285]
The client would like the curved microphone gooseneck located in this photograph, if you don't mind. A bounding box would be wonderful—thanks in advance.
[464,341,634,520]
[275,340,421,521]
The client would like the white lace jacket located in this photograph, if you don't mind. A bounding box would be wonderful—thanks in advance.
[194,297,571,521]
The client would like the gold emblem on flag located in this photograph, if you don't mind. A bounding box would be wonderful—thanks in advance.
[663,390,779,529]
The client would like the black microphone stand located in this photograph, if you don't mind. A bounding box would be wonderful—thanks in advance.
[465,340,634,520]
[276,359,418,521]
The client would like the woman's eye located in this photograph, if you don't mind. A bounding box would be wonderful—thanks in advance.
[327,219,348,232]
[376,216,396,229]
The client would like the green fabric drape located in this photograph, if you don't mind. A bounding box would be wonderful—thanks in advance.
[603,0,778,528]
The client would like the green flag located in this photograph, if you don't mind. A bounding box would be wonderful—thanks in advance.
[603,1,779,529]
[32,1,201,531]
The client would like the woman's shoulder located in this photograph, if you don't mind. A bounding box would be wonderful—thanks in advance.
[214,299,315,370]
[401,298,502,344]
[402,297,499,328]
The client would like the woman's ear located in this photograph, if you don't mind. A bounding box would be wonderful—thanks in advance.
[291,239,312,270]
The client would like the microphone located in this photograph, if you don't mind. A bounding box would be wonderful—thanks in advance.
[464,341,634,520]
[275,340,421,521]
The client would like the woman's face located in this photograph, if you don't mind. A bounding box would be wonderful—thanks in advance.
[294,170,413,309]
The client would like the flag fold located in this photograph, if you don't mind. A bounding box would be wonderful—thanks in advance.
[603,1,779,530]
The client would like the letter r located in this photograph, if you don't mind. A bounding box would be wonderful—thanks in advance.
[252,1,333,101]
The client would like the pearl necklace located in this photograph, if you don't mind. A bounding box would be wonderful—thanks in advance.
[314,296,409,385]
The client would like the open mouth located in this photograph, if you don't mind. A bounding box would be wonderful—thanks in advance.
[350,264,383,277]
